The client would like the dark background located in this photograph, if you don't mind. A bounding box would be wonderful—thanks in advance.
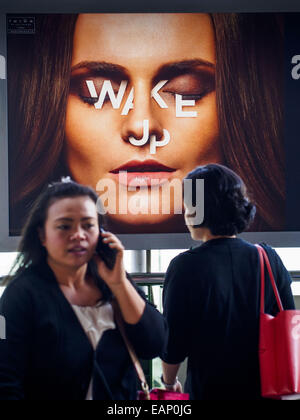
[1,0,300,13]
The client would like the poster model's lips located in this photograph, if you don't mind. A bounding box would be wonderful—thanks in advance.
[110,160,177,187]
[110,159,176,173]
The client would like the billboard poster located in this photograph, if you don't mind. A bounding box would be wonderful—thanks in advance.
[6,13,300,235]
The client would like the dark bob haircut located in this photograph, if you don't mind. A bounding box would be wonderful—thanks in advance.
[184,164,256,236]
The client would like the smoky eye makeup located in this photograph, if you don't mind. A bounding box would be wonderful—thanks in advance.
[69,72,126,105]
[161,71,215,102]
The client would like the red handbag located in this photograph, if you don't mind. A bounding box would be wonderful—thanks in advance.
[138,388,189,400]
[113,300,189,401]
[256,245,300,399]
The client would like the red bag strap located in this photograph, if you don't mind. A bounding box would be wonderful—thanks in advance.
[255,245,284,313]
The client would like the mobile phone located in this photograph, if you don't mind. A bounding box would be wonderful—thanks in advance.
[96,228,118,270]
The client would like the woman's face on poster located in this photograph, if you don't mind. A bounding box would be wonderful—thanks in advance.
[65,13,221,232]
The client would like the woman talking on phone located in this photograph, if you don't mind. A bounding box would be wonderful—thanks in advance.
[0,180,166,400]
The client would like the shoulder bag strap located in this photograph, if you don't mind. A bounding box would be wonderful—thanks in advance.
[111,300,151,399]
[255,244,284,313]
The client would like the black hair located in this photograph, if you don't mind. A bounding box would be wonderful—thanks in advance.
[5,180,113,302]
[211,13,284,230]
[184,164,256,236]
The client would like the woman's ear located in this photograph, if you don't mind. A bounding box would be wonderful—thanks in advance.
[38,227,46,246]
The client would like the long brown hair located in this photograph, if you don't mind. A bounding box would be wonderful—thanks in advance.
[8,13,285,232]
[211,13,284,230]
[8,14,78,234]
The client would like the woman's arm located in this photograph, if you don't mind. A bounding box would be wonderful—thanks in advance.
[162,361,180,384]
[94,231,167,358]
[122,294,167,359]
[161,361,183,392]
[162,256,190,365]
[109,280,146,325]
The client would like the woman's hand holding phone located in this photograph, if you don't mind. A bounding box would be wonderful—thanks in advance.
[93,229,146,324]
[93,230,127,289]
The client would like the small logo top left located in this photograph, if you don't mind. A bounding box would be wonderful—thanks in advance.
[7,16,35,34]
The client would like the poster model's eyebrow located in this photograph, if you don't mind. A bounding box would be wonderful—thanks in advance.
[70,61,129,78]
[70,59,215,84]
[153,59,216,82]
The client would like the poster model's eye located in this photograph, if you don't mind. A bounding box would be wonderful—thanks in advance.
[69,76,124,106]
[162,71,215,103]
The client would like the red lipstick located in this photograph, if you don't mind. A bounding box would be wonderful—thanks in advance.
[110,160,176,187]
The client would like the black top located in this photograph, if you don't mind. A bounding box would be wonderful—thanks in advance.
[0,262,167,400]
[162,238,295,400]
